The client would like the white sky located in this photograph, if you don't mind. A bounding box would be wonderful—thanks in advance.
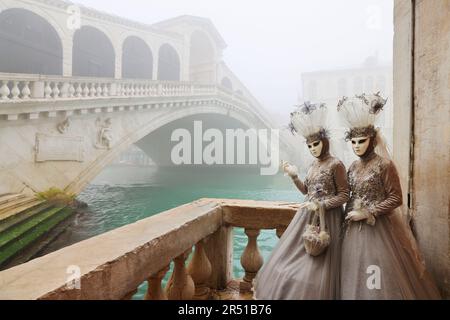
[72,0,394,118]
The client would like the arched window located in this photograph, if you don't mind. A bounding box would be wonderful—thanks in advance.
[0,8,63,75]
[122,36,153,79]
[73,26,115,78]
[157,44,180,81]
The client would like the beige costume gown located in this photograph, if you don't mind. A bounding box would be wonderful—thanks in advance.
[254,154,349,299]
[341,151,441,299]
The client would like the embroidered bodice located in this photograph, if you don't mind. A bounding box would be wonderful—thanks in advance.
[346,152,403,216]
[293,155,349,210]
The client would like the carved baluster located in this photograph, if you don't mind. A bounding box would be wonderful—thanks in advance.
[240,228,263,293]
[60,82,69,98]
[89,83,96,97]
[44,82,52,99]
[96,83,102,97]
[145,265,170,300]
[81,83,89,97]
[52,82,60,99]
[187,239,212,300]
[21,81,31,99]
[102,83,108,96]
[136,84,141,96]
[68,82,75,98]
[11,81,20,100]
[0,80,10,100]
[276,226,287,238]
[165,248,195,300]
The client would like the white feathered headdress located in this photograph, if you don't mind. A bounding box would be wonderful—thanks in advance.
[289,101,329,143]
[336,92,387,141]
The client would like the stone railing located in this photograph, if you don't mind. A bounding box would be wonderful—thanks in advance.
[0,72,295,157]
[0,73,237,103]
[0,73,259,122]
[0,198,299,300]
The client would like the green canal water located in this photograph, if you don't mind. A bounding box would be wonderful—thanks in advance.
[44,165,303,299]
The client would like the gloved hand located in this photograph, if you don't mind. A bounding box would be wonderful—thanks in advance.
[298,201,319,212]
[345,209,376,225]
[281,160,298,178]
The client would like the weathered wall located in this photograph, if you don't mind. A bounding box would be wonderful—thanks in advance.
[393,0,413,210]
[394,0,450,298]
[412,0,450,298]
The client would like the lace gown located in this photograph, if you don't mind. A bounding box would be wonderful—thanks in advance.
[341,152,441,299]
[254,154,349,299]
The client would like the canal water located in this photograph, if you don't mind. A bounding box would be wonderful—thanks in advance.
[43,165,303,299]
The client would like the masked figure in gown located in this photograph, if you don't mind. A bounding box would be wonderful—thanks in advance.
[337,93,441,299]
[253,102,349,300]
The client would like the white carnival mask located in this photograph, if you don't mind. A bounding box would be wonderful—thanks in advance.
[307,140,323,158]
[351,136,370,157]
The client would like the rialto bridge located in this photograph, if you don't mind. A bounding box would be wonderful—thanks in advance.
[0,0,296,196]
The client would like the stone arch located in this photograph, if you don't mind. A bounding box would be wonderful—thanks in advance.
[221,77,233,91]
[122,36,153,79]
[157,43,181,81]
[189,30,216,82]
[73,26,115,78]
[0,8,63,75]
[65,105,258,194]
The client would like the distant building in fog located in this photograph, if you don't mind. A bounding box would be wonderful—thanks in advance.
[300,56,393,165]
[112,145,154,166]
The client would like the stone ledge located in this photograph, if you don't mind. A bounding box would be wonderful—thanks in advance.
[0,198,299,300]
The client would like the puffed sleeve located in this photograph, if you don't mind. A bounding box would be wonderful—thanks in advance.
[322,161,350,210]
[369,160,403,216]
[292,175,308,195]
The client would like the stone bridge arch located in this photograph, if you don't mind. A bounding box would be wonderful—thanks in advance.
[0,7,64,75]
[64,104,264,194]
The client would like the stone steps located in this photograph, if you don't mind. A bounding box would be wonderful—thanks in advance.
[0,196,44,221]
[0,193,26,206]
[1,210,76,270]
[0,206,74,269]
[0,202,54,234]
